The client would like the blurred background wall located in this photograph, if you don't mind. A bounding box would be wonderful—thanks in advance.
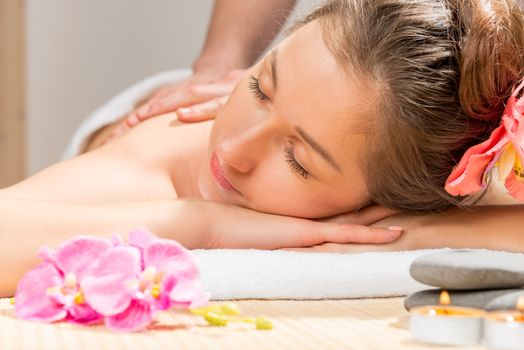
[26,0,318,175]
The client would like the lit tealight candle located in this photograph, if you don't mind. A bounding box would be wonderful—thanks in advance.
[409,290,485,346]
[484,295,524,350]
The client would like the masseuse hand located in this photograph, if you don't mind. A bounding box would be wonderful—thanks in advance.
[140,69,245,122]
[191,200,403,250]
[108,69,245,140]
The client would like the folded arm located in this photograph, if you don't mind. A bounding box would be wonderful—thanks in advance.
[291,205,524,253]
[389,205,524,252]
[0,197,210,296]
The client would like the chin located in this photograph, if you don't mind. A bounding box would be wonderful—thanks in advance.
[196,172,214,201]
[196,171,234,206]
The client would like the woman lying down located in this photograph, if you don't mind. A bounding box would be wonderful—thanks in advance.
[2,0,524,297]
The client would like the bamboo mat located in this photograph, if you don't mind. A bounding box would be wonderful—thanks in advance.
[0,297,486,350]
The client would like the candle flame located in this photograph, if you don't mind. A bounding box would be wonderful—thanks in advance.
[517,295,524,312]
[439,290,451,306]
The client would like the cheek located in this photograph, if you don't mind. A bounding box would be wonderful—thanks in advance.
[242,157,342,218]
[244,160,367,218]
[210,83,257,143]
[217,74,263,123]
[241,157,304,212]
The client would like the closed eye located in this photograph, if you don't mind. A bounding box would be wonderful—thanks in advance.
[248,75,269,101]
[284,144,309,179]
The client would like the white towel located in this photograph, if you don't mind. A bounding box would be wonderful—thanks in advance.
[63,69,437,300]
[195,249,434,300]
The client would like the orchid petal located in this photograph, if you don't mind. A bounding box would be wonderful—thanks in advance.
[144,239,198,277]
[504,115,524,159]
[128,228,156,251]
[143,237,206,310]
[148,274,176,312]
[38,246,57,267]
[82,246,141,316]
[54,236,112,280]
[128,228,157,269]
[105,299,152,332]
[67,303,103,325]
[445,125,508,196]
[169,278,208,307]
[15,264,67,322]
[505,154,524,200]
[111,233,125,247]
[189,290,211,308]
[497,145,517,180]
[149,291,172,312]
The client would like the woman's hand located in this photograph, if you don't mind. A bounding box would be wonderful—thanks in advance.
[283,211,421,253]
[317,204,397,225]
[284,205,524,254]
[191,200,403,250]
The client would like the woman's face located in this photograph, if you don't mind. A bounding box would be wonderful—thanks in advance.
[198,21,374,219]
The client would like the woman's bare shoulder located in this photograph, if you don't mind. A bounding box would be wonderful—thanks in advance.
[0,113,213,203]
[0,113,212,203]
[107,113,212,168]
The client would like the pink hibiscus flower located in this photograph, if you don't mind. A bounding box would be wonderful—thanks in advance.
[15,236,112,324]
[81,229,209,332]
[445,78,524,200]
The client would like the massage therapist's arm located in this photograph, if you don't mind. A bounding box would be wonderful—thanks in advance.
[120,0,298,127]
[194,0,297,74]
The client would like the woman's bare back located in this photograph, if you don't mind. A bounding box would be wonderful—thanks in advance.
[0,113,213,203]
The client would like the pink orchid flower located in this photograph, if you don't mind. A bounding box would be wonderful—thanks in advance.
[81,229,209,332]
[445,78,524,200]
[15,236,112,324]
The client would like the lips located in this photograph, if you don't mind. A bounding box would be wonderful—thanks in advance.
[210,152,236,191]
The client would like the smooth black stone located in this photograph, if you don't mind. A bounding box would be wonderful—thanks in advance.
[410,250,524,290]
[404,288,524,311]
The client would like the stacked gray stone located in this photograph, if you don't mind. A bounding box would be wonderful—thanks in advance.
[405,250,524,310]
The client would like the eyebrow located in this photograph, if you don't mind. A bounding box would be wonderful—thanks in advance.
[295,127,342,173]
[267,50,342,174]
[269,49,278,89]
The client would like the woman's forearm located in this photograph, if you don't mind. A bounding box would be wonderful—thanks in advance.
[380,205,524,252]
[0,197,211,297]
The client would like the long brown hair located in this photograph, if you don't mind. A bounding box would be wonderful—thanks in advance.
[299,0,524,213]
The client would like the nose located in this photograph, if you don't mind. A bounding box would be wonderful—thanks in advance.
[217,120,274,174]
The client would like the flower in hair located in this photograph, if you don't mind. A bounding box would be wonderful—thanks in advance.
[445,78,524,200]
[14,229,209,332]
